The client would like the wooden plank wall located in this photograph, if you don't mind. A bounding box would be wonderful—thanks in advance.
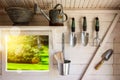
[0,0,120,9]
[0,10,120,80]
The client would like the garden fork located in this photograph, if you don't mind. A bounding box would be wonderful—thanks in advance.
[93,17,100,46]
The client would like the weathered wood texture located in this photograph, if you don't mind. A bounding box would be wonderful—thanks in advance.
[0,0,120,9]
[0,10,120,80]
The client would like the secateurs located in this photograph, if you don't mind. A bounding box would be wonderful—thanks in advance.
[93,17,100,46]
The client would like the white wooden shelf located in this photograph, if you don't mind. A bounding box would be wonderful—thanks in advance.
[0,26,67,31]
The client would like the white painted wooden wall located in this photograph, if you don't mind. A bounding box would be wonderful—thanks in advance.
[0,10,120,80]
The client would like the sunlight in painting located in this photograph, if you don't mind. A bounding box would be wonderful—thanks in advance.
[6,35,49,71]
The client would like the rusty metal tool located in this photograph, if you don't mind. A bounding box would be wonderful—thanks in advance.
[95,49,113,70]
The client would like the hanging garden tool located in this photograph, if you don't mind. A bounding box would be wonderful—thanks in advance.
[61,33,65,63]
[70,18,77,47]
[95,49,113,70]
[93,17,100,46]
[81,17,89,46]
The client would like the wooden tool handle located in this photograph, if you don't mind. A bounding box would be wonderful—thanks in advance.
[95,60,104,70]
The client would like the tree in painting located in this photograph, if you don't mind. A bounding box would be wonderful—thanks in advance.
[7,35,49,71]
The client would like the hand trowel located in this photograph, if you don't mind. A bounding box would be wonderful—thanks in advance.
[81,17,89,46]
[70,18,77,47]
[95,49,113,70]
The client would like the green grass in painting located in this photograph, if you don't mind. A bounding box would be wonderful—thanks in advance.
[7,63,49,70]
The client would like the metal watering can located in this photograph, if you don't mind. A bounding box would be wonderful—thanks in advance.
[34,4,68,26]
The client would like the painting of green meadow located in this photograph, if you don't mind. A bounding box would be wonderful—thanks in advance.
[6,35,49,71]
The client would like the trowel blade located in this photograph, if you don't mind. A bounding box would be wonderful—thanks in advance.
[81,32,89,46]
[102,49,113,61]
[70,32,76,47]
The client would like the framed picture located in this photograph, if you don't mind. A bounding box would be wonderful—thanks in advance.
[5,30,50,72]
[5,30,50,71]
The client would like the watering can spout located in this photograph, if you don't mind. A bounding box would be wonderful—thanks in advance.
[34,3,50,21]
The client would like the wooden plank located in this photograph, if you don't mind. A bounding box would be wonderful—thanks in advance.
[81,13,120,80]
[52,75,81,80]
[36,0,43,8]
[4,0,12,7]
[41,0,45,8]
[51,0,57,8]
[55,0,57,5]
[0,11,117,28]
[113,54,120,64]
[78,0,84,8]
[89,65,113,75]
[114,3,120,9]
[82,0,91,8]
[113,36,120,43]
[20,0,26,7]
[53,43,113,64]
[113,65,120,75]
[110,0,119,8]
[105,0,113,8]
[95,0,103,8]
[68,0,74,8]
[99,0,108,8]
[23,0,31,8]
[112,0,120,9]
[0,0,120,9]
[0,30,2,75]
[94,0,100,8]
[78,0,81,8]
[54,64,116,75]
[103,0,113,8]
[74,0,79,8]
[2,0,8,8]
[25,0,33,8]
[113,43,120,53]
[52,74,120,80]
[73,0,77,8]
[85,75,120,80]
[53,42,113,64]
[91,0,99,8]
[109,0,114,8]
[86,0,92,8]
[56,0,61,5]
[65,0,71,8]
[61,0,65,8]
[65,10,119,14]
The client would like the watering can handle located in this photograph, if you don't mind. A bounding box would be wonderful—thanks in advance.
[63,13,68,22]
[54,4,68,22]
[54,4,63,10]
